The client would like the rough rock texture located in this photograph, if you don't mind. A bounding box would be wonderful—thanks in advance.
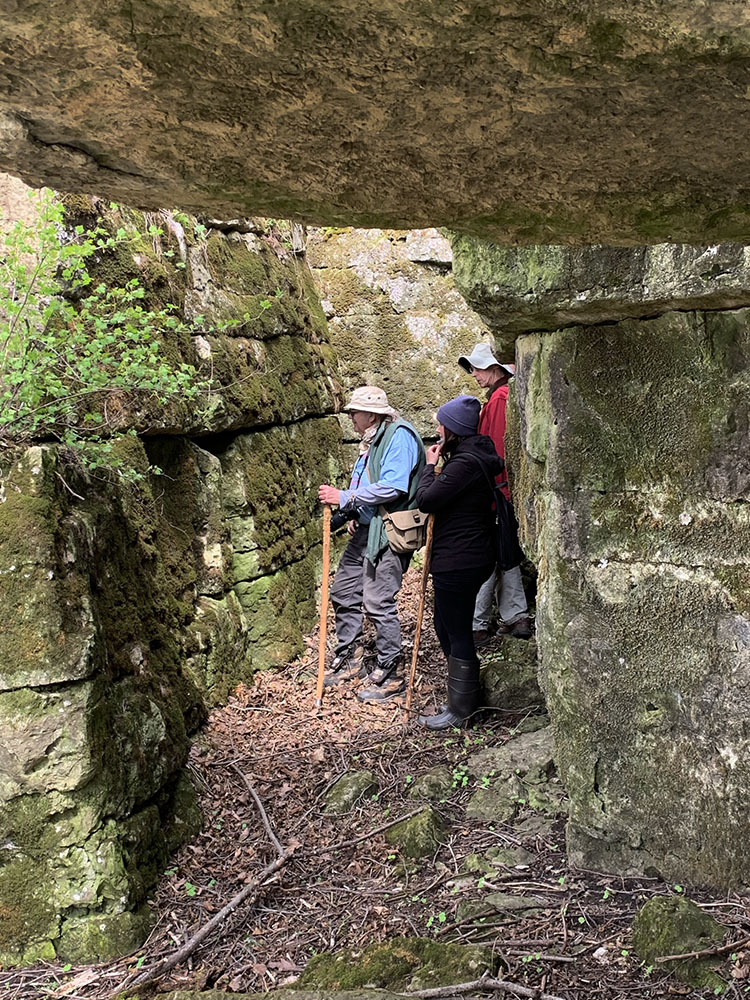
[480,638,544,711]
[507,304,750,888]
[632,896,725,988]
[0,178,343,962]
[385,807,446,858]
[324,771,378,815]
[307,228,486,435]
[5,4,750,245]
[452,239,750,355]
[0,444,202,965]
[297,937,495,991]
[164,994,400,1000]
[465,726,566,823]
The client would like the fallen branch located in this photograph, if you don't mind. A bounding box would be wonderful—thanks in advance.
[656,934,750,964]
[229,761,284,856]
[400,969,565,1000]
[125,772,292,990]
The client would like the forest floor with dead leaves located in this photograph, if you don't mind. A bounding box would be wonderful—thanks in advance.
[4,569,750,1000]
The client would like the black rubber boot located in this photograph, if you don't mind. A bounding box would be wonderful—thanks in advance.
[419,656,481,730]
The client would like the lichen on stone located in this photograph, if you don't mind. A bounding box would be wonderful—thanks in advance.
[632,895,725,989]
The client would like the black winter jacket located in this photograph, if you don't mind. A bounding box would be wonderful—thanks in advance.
[415,434,504,574]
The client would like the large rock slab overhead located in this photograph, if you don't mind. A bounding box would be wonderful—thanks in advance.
[3,2,750,244]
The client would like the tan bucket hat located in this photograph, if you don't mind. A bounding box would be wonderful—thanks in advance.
[343,385,398,417]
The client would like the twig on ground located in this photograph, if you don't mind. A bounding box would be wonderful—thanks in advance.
[319,807,425,853]
[229,761,284,856]
[124,774,292,991]
[400,969,566,1000]
[656,935,750,964]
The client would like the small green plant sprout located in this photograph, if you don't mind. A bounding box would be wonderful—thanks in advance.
[62,964,72,973]
[135,955,146,970]
[438,911,447,924]
[558,875,566,885]
[184,881,197,897]
[621,949,629,958]
[477,876,486,888]
[673,884,683,893]
[578,916,586,924]
[405,775,413,785]
[387,853,397,861]
[451,764,469,789]
[602,887,614,901]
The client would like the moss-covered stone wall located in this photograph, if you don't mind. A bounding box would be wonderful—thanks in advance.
[469,234,750,889]
[0,177,345,963]
[307,228,488,436]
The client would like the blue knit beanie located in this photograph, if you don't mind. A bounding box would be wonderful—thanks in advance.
[437,394,480,436]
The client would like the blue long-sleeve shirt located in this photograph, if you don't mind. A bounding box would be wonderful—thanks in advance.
[339,427,422,524]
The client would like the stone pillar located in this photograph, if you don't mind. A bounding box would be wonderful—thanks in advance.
[455,238,750,888]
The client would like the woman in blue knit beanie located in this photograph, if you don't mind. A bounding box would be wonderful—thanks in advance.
[414,395,504,728]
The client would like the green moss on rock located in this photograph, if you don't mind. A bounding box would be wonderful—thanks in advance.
[297,936,495,991]
[56,905,154,964]
[385,806,445,858]
[0,852,58,964]
[324,771,378,814]
[408,766,453,800]
[632,896,724,989]
[480,638,543,710]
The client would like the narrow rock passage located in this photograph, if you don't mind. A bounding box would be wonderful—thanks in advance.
[5,571,748,999]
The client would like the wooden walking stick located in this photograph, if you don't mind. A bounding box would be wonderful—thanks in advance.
[405,514,434,714]
[314,504,332,708]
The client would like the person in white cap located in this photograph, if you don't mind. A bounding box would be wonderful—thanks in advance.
[318,386,425,701]
[457,343,533,641]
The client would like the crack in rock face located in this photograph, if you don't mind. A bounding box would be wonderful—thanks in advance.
[3,2,750,243]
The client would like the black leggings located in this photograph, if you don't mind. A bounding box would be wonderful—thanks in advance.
[432,565,494,661]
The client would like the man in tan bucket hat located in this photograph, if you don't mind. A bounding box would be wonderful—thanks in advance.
[318,386,425,702]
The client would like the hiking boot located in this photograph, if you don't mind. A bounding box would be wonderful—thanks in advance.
[357,674,406,703]
[358,655,404,703]
[323,646,367,687]
[473,628,491,647]
[496,616,534,640]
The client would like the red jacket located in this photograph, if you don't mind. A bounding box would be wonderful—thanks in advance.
[477,384,510,500]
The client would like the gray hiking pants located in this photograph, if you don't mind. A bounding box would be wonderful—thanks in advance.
[472,564,528,630]
[331,524,411,667]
